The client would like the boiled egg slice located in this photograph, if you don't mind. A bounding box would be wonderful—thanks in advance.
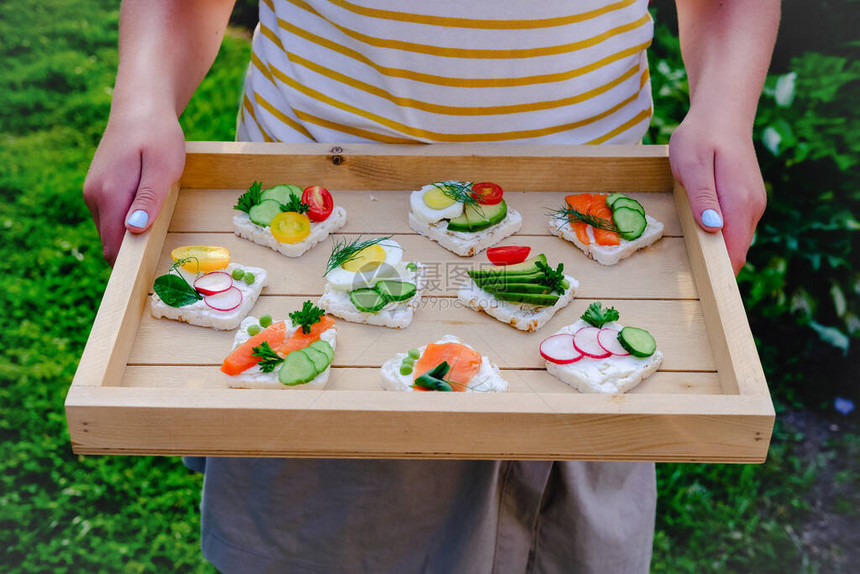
[326,239,404,291]
[410,182,466,224]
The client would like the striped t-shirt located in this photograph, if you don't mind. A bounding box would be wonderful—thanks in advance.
[238,0,654,145]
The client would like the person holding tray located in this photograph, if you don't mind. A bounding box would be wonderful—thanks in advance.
[83,1,779,572]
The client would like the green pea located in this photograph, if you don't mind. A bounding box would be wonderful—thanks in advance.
[406,262,418,272]
[247,324,261,336]
[259,314,272,328]
[407,348,420,359]
[401,357,415,367]
[231,268,245,280]
[243,272,256,285]
[400,365,413,376]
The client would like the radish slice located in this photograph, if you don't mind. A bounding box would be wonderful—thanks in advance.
[597,328,630,356]
[573,326,611,358]
[204,286,243,311]
[194,271,233,296]
[540,334,583,365]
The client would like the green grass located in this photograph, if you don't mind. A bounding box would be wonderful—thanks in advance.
[0,1,854,572]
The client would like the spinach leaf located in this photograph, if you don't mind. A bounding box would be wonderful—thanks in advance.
[153,273,202,307]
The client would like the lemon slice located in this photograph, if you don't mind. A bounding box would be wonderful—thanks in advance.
[171,245,231,273]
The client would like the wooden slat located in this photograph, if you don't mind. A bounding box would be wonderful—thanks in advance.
[122,366,722,395]
[157,233,697,300]
[128,297,715,372]
[181,142,674,192]
[171,189,684,237]
[65,386,773,462]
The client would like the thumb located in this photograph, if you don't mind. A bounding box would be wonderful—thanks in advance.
[125,147,185,233]
[670,145,725,233]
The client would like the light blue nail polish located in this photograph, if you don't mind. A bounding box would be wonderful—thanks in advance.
[127,210,149,228]
[701,209,723,228]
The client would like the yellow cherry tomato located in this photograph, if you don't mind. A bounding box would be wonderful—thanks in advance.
[270,211,311,243]
[171,245,231,273]
[341,244,386,272]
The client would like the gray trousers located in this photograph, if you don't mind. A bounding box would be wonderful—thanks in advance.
[193,458,655,573]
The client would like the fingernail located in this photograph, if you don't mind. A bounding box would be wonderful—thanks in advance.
[127,210,149,228]
[701,209,723,229]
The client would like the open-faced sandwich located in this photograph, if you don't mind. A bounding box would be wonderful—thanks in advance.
[233,182,348,257]
[409,181,522,257]
[548,193,664,265]
[540,302,662,393]
[458,247,578,333]
[220,301,336,389]
[150,245,267,330]
[380,335,508,392]
[317,236,426,329]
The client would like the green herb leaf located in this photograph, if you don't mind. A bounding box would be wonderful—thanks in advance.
[549,204,618,232]
[289,300,326,334]
[153,274,202,307]
[324,235,393,276]
[581,301,620,328]
[252,341,283,373]
[434,180,481,208]
[280,192,310,214]
[535,260,567,295]
[234,181,262,214]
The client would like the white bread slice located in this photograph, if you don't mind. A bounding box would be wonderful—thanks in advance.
[457,275,578,333]
[317,263,426,329]
[379,335,509,392]
[233,206,347,258]
[544,320,663,393]
[226,316,337,389]
[150,263,267,331]
[409,209,522,257]
[547,215,664,266]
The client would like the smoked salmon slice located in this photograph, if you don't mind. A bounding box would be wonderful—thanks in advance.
[221,321,287,375]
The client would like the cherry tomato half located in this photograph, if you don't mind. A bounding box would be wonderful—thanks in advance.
[270,211,311,243]
[471,182,504,205]
[486,245,531,266]
[301,185,334,222]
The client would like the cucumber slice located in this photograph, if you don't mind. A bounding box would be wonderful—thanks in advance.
[260,184,302,205]
[278,350,318,385]
[308,340,334,363]
[375,281,417,302]
[349,288,388,312]
[617,327,657,358]
[606,193,628,208]
[612,206,647,241]
[302,345,330,374]
[611,197,645,216]
[249,199,283,227]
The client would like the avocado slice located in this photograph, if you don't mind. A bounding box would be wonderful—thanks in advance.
[492,292,560,306]
[468,254,547,279]
[481,283,557,295]
[447,200,507,232]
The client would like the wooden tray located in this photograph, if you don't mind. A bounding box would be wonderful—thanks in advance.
[65,143,774,462]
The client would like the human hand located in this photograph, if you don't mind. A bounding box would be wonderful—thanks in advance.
[83,104,186,265]
[669,112,767,275]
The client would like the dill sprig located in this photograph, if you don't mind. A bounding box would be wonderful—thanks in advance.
[289,300,326,334]
[280,192,309,214]
[434,180,482,209]
[324,235,392,276]
[251,341,283,373]
[234,181,262,214]
[549,205,618,232]
[535,260,567,295]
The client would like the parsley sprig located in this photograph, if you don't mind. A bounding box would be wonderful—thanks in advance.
[251,341,283,373]
[535,260,568,295]
[234,181,262,214]
[580,302,620,328]
[324,235,392,276]
[280,192,310,214]
[549,205,618,232]
[289,300,326,334]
